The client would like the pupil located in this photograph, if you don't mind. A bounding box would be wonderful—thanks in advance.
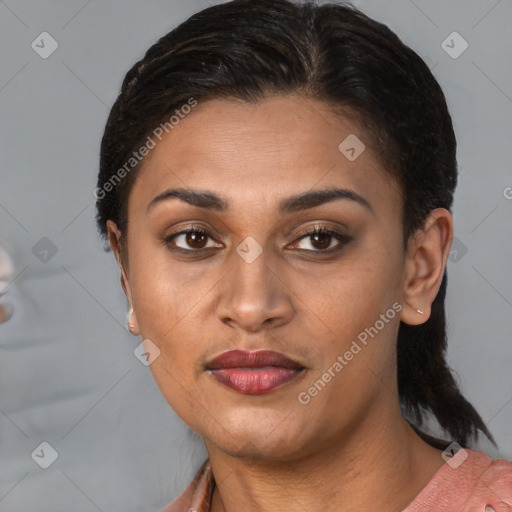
[187,232,206,248]
[313,233,330,250]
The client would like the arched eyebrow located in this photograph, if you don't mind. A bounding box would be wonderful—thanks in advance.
[278,188,374,215]
[146,187,374,215]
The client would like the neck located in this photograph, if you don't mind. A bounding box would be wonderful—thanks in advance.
[207,403,444,512]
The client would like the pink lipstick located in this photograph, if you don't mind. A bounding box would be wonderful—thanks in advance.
[205,349,305,395]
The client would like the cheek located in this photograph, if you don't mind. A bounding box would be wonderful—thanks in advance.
[128,246,221,367]
[129,225,403,349]
[310,246,402,333]
[127,219,403,364]
[127,237,187,319]
[299,247,404,394]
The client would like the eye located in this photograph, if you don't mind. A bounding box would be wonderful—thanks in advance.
[163,226,222,252]
[163,225,350,254]
[291,226,350,252]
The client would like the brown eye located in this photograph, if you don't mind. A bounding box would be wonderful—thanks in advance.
[164,227,220,251]
[309,231,332,250]
[185,230,207,248]
[293,227,350,253]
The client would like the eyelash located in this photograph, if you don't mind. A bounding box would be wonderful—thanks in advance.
[163,225,351,255]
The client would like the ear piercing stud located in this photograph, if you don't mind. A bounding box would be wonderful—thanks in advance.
[416,309,424,315]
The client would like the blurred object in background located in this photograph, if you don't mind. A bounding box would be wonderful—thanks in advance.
[0,240,14,323]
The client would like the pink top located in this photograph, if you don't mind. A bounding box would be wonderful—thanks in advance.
[160,449,512,512]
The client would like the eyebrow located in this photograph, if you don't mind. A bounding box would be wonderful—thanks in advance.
[146,187,374,215]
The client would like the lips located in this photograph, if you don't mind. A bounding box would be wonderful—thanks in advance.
[205,349,305,395]
[206,349,303,370]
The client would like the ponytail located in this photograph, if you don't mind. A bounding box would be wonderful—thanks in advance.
[397,270,496,448]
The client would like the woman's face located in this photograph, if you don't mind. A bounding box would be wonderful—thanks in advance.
[113,94,411,460]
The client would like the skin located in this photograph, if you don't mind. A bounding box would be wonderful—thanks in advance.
[107,94,454,512]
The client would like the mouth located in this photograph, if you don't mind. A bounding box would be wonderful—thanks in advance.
[204,349,306,395]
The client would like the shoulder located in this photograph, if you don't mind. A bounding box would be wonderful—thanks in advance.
[159,459,214,512]
[460,450,512,512]
[405,449,512,512]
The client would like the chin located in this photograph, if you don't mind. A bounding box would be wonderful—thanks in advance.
[201,413,314,462]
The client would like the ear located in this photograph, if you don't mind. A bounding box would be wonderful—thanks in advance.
[400,208,453,325]
[106,220,140,335]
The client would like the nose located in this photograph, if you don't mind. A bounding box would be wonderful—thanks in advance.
[215,244,295,333]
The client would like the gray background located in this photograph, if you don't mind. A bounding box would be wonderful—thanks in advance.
[0,0,511,511]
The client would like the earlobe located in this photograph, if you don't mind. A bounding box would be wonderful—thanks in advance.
[400,208,453,326]
[126,304,140,336]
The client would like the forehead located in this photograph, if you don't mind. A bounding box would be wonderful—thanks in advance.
[128,94,401,216]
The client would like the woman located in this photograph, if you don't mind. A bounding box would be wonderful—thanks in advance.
[95,1,512,510]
